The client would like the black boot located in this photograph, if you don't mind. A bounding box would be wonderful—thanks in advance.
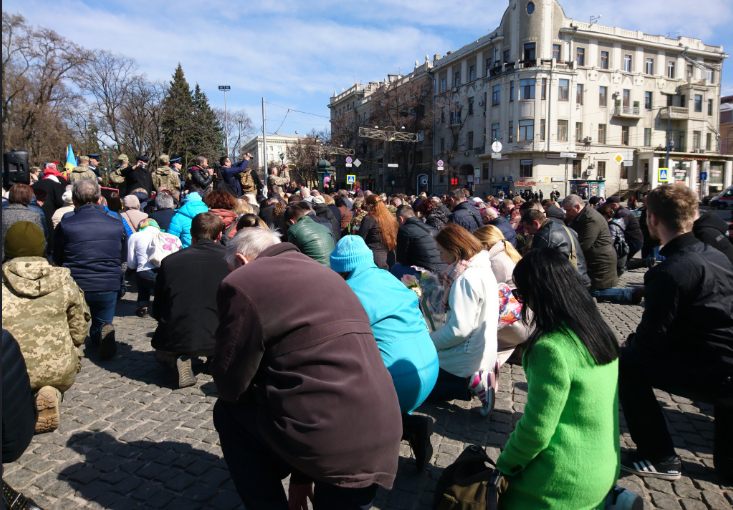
[402,414,434,472]
[2,481,44,510]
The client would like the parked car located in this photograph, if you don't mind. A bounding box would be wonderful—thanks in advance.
[702,193,719,206]
[710,186,733,210]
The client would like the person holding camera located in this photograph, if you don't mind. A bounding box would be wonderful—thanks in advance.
[189,156,214,193]
[120,155,153,196]
[221,153,262,197]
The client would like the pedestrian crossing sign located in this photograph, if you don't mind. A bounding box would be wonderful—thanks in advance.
[658,168,669,183]
[347,175,356,184]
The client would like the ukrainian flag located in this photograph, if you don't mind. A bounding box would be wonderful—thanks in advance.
[65,144,77,170]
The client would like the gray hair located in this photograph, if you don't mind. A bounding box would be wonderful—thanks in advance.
[72,179,101,205]
[155,193,175,210]
[194,155,207,167]
[225,227,281,267]
[562,194,584,208]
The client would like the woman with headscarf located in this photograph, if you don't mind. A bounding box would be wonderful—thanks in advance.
[357,194,399,269]
[121,194,148,233]
[127,219,163,318]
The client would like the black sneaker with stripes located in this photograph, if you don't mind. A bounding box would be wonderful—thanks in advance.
[620,452,682,480]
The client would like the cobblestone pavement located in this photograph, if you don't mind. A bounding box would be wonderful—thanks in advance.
[4,269,732,510]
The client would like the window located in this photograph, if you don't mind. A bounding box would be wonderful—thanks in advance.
[540,119,546,140]
[520,160,533,178]
[706,68,714,83]
[269,145,273,151]
[645,91,652,110]
[598,124,607,144]
[541,78,547,100]
[492,84,501,105]
[454,71,461,88]
[667,94,673,107]
[623,89,630,107]
[680,95,686,108]
[468,97,474,116]
[450,104,461,124]
[708,99,714,116]
[622,126,629,146]
[667,61,675,78]
[557,120,568,141]
[599,86,607,107]
[527,2,535,14]
[644,128,652,146]
[491,123,500,142]
[277,146,282,152]
[678,132,685,151]
[520,79,535,100]
[575,122,583,141]
[558,79,569,100]
[510,80,515,102]
[624,54,632,72]
[440,107,445,123]
[693,131,701,149]
[597,161,606,179]
[524,43,536,61]
[468,131,474,150]
[706,133,712,151]
[694,94,702,112]
[440,77,447,93]
[503,49,511,63]
[576,84,583,105]
[439,173,444,183]
[553,44,561,61]
[508,121,514,143]
[485,58,493,76]
[576,47,585,66]
[646,58,654,75]
[600,51,609,69]
[440,138,445,153]
[519,119,534,141]
[469,65,476,82]
[687,64,693,79]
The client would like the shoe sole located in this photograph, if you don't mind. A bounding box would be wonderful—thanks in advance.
[35,387,60,434]
[98,324,117,360]
[177,357,197,388]
[620,464,681,480]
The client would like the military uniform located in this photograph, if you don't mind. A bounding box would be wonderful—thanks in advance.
[110,155,130,194]
[2,257,91,393]
[152,154,182,192]
[88,153,102,180]
[68,157,98,183]
[267,167,290,193]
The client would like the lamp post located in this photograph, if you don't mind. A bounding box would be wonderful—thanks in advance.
[218,85,231,158]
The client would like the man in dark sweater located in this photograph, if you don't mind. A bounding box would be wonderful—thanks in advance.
[606,196,643,258]
[394,205,447,274]
[619,183,733,484]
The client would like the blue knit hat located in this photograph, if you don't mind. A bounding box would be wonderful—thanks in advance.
[330,236,376,274]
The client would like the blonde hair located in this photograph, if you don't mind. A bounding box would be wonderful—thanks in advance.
[233,199,254,215]
[323,194,335,206]
[473,225,522,264]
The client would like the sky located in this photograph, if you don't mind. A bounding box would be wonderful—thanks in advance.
[5,0,733,140]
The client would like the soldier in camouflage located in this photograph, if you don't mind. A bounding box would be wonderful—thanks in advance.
[152,154,182,192]
[109,154,130,196]
[68,155,98,184]
[1,222,90,434]
[267,164,290,194]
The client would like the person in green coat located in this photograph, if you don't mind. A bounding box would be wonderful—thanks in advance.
[496,248,637,510]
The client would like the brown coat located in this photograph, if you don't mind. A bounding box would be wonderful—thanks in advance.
[211,243,402,489]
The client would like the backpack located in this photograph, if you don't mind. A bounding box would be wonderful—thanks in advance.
[610,223,629,260]
[239,169,256,194]
[148,231,183,267]
[434,445,508,510]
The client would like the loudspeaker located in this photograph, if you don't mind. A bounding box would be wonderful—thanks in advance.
[3,149,30,188]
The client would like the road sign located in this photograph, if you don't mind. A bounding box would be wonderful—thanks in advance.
[345,156,353,164]
[700,172,708,181]
[346,163,353,168]
[437,166,444,171]
[346,175,356,184]
[560,152,577,158]
[388,163,399,168]
[353,159,362,167]
[614,153,624,164]
[437,159,444,167]
[491,153,501,159]
[491,141,503,153]
[658,167,669,182]
[623,160,633,167]
[218,85,231,91]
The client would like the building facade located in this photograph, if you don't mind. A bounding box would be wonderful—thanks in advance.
[241,133,306,170]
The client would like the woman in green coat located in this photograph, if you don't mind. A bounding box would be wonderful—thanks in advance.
[496,248,631,510]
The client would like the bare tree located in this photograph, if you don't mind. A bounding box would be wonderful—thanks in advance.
[213,107,256,161]
[286,133,322,187]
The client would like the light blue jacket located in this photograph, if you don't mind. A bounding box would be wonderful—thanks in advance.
[167,193,208,248]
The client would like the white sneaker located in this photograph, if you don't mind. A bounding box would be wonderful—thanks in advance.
[604,485,643,510]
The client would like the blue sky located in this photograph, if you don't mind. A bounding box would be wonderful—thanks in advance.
[6,0,733,139]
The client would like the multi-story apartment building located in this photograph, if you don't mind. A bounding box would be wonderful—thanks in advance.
[241,133,306,171]
[430,0,732,198]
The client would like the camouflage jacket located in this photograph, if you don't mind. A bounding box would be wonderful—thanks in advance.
[267,169,290,191]
[68,165,98,183]
[152,167,181,192]
[2,257,91,392]
[109,166,128,184]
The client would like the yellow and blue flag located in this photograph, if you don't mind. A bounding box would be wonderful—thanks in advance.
[65,144,77,170]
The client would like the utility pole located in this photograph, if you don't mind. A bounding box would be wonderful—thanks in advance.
[218,85,231,159]
[262,97,267,173]
[666,105,671,170]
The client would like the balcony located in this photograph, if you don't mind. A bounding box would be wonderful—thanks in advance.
[659,107,690,120]
[613,106,644,119]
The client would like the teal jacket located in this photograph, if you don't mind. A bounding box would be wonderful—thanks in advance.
[345,262,439,414]
[497,330,620,510]
[288,215,334,267]
[168,194,209,248]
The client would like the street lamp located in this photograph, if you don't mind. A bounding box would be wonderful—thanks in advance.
[218,85,231,158]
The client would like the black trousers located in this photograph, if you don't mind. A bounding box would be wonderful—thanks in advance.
[213,399,378,510]
[618,347,733,480]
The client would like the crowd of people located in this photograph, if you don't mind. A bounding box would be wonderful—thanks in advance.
[2,155,733,510]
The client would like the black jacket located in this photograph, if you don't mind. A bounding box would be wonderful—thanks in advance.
[693,211,733,265]
[396,217,447,273]
[327,204,343,235]
[2,329,35,463]
[449,201,482,233]
[358,215,391,270]
[152,239,230,355]
[33,177,66,247]
[314,203,340,242]
[615,206,643,245]
[531,218,591,285]
[189,166,214,192]
[259,203,277,229]
[545,204,566,225]
[627,233,733,368]
[487,216,518,248]
[121,165,153,196]
[150,209,177,232]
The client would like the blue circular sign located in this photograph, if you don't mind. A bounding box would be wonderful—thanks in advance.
[346,157,353,164]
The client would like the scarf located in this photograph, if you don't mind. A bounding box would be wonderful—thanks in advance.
[441,257,473,311]
[138,218,160,231]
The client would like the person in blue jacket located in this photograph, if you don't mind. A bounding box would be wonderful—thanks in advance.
[167,192,209,248]
[330,235,439,471]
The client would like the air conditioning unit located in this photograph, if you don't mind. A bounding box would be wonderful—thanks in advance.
[478,100,485,106]
[584,136,593,143]
[585,169,593,176]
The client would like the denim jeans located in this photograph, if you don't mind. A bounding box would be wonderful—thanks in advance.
[84,291,117,340]
[136,268,159,307]
[588,287,635,304]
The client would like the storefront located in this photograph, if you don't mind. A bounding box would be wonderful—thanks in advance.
[569,180,606,199]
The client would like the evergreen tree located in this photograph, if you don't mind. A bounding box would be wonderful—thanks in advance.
[161,63,195,168]
[191,84,224,163]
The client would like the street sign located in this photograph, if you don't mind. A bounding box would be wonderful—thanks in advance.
[345,156,353,164]
[560,152,577,158]
[614,153,624,164]
[437,159,444,167]
[353,159,362,167]
[700,172,708,181]
[491,141,503,153]
[437,166,444,171]
[346,175,356,184]
[623,160,633,167]
[218,85,231,90]
[658,167,669,182]
[346,163,353,168]
[491,153,501,159]
[388,163,399,168]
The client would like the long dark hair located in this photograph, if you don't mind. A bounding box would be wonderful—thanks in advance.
[513,248,619,365]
